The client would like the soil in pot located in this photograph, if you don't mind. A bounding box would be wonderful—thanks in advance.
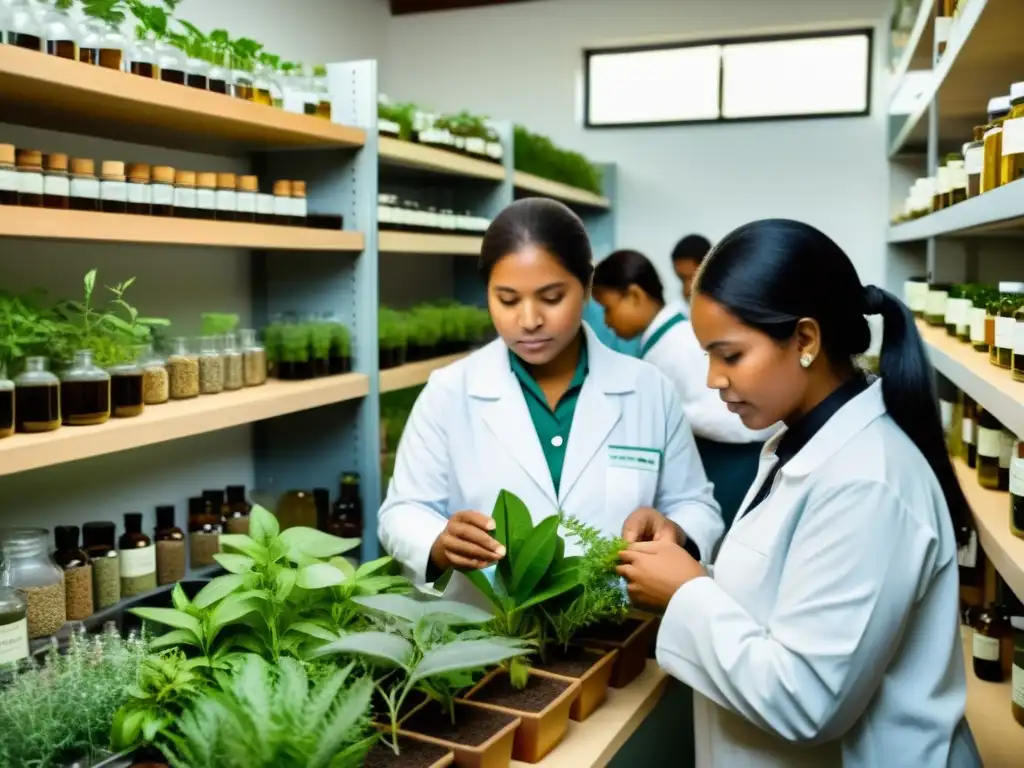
[536,645,598,677]
[576,615,656,689]
[313,358,330,377]
[364,737,452,768]
[402,701,516,747]
[581,617,643,643]
[370,688,427,724]
[534,646,617,722]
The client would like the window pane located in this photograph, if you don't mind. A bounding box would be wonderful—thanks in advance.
[721,34,870,119]
[587,45,721,126]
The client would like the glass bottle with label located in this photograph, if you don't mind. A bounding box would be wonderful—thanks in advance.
[997,295,1020,369]
[126,163,151,216]
[944,284,966,337]
[119,512,156,599]
[42,152,69,209]
[937,375,962,458]
[100,160,127,214]
[154,505,185,586]
[0,528,65,640]
[1012,438,1024,540]
[224,485,251,535]
[982,95,1012,193]
[977,408,1002,491]
[933,160,949,212]
[14,356,60,433]
[973,581,1014,683]
[0,144,16,206]
[173,170,197,219]
[60,349,111,426]
[16,148,43,207]
[81,521,119,610]
[188,496,220,568]
[1000,81,1024,185]
[970,287,993,352]
[0,372,13,440]
[964,132,984,198]
[278,490,317,530]
[272,180,292,225]
[215,172,237,222]
[1000,428,1013,492]
[53,525,93,622]
[956,284,976,342]
[69,157,99,211]
[291,180,308,227]
[236,175,257,223]
[0,584,29,670]
[962,395,978,468]
[195,172,216,220]
[1012,614,1024,727]
[947,156,968,206]
[203,489,230,531]
[330,471,364,539]
[150,165,174,217]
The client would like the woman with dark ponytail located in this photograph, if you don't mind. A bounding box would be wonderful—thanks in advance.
[618,219,979,768]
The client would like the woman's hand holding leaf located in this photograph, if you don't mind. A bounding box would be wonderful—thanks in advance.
[430,510,506,572]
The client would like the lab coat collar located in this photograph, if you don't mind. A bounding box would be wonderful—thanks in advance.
[640,305,685,351]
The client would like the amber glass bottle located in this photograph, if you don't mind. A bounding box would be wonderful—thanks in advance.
[962,395,978,468]
[977,408,1002,491]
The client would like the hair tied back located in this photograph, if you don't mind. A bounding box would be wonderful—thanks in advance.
[863,285,887,315]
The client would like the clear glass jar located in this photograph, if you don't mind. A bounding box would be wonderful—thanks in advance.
[0,369,14,440]
[60,349,110,426]
[0,528,66,640]
[982,96,1011,193]
[41,0,77,59]
[252,61,273,107]
[78,14,125,71]
[186,53,209,90]
[6,0,43,51]
[222,333,244,391]
[0,582,29,669]
[167,337,199,400]
[126,29,157,78]
[156,38,186,85]
[140,345,169,405]
[308,64,331,119]
[240,328,267,386]
[206,45,230,95]
[14,356,60,433]
[108,357,144,418]
[198,335,224,395]
[231,52,255,101]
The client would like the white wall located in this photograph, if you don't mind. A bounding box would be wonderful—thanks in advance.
[380,0,892,291]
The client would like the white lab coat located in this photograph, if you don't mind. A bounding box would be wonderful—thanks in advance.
[378,323,723,605]
[656,380,978,768]
[642,306,778,444]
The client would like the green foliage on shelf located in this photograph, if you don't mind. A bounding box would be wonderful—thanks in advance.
[378,307,409,351]
[377,98,420,141]
[261,319,352,363]
[379,303,492,349]
[514,124,604,195]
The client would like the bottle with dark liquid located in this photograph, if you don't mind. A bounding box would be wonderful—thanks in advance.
[127,32,158,79]
[202,489,230,531]
[108,357,144,418]
[0,370,14,440]
[937,375,961,458]
[99,160,127,214]
[14,357,60,433]
[154,505,186,585]
[157,40,186,85]
[962,395,978,468]
[232,51,255,101]
[42,4,77,60]
[330,471,364,539]
[16,149,43,207]
[252,63,273,106]
[69,157,99,211]
[957,523,984,612]
[1001,427,1015,491]
[195,172,217,220]
[42,152,69,210]
[119,512,157,599]
[973,584,1013,683]
[60,349,111,426]
[215,173,237,222]
[151,166,174,217]
[208,48,230,95]
[78,16,124,71]
[314,487,330,532]
[6,0,43,52]
[188,496,221,568]
[186,53,209,90]
[126,163,152,216]
[0,144,17,206]
[224,486,251,535]
[977,408,1002,490]
[173,170,197,219]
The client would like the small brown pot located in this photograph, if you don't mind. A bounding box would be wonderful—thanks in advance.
[395,700,520,768]
[574,612,658,689]
[532,647,618,722]
[457,667,580,763]
[365,733,455,768]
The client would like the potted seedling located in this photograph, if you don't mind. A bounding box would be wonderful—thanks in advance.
[409,306,444,361]
[310,321,333,378]
[379,309,408,370]
[261,319,283,378]
[278,322,312,380]
[513,125,603,195]
[439,306,468,355]
[330,321,352,374]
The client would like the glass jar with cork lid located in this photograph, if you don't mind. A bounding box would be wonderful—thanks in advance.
[173,170,197,219]
[195,172,217,220]
[151,165,174,216]
[14,356,60,433]
[273,179,292,225]
[42,152,69,210]
[0,528,66,640]
[291,180,308,227]
[100,160,127,214]
[16,148,43,207]
[1000,81,1024,187]
[982,95,1011,193]
[60,349,111,426]
[236,175,258,223]
[126,163,152,216]
[0,144,17,206]
[69,157,99,211]
[215,172,237,222]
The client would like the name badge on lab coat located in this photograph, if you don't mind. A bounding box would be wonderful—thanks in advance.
[607,445,662,472]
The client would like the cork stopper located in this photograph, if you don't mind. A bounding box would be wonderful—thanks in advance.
[101,160,125,180]
[273,179,292,196]
[216,172,237,189]
[127,163,151,182]
[197,172,217,189]
[44,153,69,172]
[238,175,259,192]
[152,165,175,184]
[291,180,307,198]
[16,149,43,169]
[70,158,95,177]
[0,144,15,165]
[175,170,196,187]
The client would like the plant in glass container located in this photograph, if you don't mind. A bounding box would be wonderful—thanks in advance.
[310,320,333,378]
[278,322,312,380]
[379,308,407,370]
[408,306,443,361]
[330,321,352,374]
[168,18,213,89]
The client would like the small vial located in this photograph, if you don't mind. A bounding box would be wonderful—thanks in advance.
[100,160,127,214]
[126,163,152,215]
[256,188,275,224]
[273,179,292,226]
[291,180,308,227]
[215,172,237,222]
[237,175,258,223]
[173,170,197,219]
[69,158,99,211]
[0,144,16,206]
[151,165,174,217]
[42,153,70,210]
[16,149,44,208]
[195,172,217,220]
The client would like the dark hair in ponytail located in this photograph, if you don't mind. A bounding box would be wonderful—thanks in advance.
[695,218,970,545]
[592,249,665,304]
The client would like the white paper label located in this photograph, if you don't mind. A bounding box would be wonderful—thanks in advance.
[237,191,257,214]
[43,175,69,197]
[257,193,275,215]
[940,401,954,432]
[978,427,1002,458]
[996,316,1015,349]
[274,195,291,217]
[1013,664,1024,708]
[926,290,948,316]
[1013,322,1024,355]
[19,171,43,195]
[101,180,127,202]
[120,545,156,579]
[934,16,952,44]
[984,126,1003,142]
[174,187,197,209]
[127,183,151,205]
[965,144,984,175]
[216,189,237,212]
[291,197,307,219]
[197,188,216,210]
[0,167,17,192]
[0,618,29,664]
[1011,456,1024,496]
[378,118,400,135]
[957,529,978,568]
[962,418,976,445]
[937,166,952,195]
[1000,432,1015,469]
[1001,116,1024,156]
[972,633,1000,662]
[70,176,100,200]
[946,298,968,326]
[152,183,174,206]
[970,307,988,343]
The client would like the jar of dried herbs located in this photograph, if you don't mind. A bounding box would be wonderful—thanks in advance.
[222,333,244,391]
[53,526,93,622]
[154,505,185,585]
[188,496,221,568]
[82,521,120,610]
[198,336,224,395]
[140,345,169,405]
[240,328,267,386]
[0,528,66,639]
[108,357,145,418]
[168,337,200,400]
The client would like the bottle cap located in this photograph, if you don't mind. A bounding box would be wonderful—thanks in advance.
[55,525,80,550]
[16,149,43,168]
[123,512,143,533]
[175,169,196,186]
[155,505,176,531]
[126,163,151,181]
[188,496,205,517]
[197,172,217,189]
[0,144,14,165]
[216,172,237,189]
[44,153,68,172]
[70,157,96,176]
[987,95,1011,117]
[101,160,126,179]
[152,165,175,184]
[82,521,116,549]
[238,175,259,192]
[1011,81,1024,102]
[291,180,307,198]
[226,485,247,503]
[273,179,292,196]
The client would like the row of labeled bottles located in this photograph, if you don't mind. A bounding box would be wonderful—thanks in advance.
[271,473,363,538]
[964,575,1024,729]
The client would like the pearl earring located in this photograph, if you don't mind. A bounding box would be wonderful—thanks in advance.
[800,354,813,368]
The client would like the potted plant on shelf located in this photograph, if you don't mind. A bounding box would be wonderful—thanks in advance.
[277,322,312,380]
[513,125,603,196]
[379,308,408,370]
[330,321,352,374]
[408,306,443,361]
[310,320,333,377]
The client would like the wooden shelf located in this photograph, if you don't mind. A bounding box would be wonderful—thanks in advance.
[917,321,1024,438]
[889,180,1024,241]
[0,374,370,478]
[378,230,482,255]
[962,629,1024,767]
[0,206,365,251]
[378,136,506,181]
[954,458,1024,602]
[0,45,366,153]
[514,171,611,209]
[380,354,468,393]
[512,661,668,767]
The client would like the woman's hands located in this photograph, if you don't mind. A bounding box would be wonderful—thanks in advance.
[622,506,686,546]
[430,510,506,572]
[618,507,706,609]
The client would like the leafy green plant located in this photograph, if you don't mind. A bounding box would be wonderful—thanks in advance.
[378,308,408,352]
[409,305,444,348]
[279,323,311,363]
[311,555,412,633]
[201,312,240,336]
[310,321,334,360]
[160,654,377,768]
[435,110,490,139]
[514,124,603,195]
[378,98,420,141]
[314,594,530,752]
[0,291,61,375]
[330,322,351,357]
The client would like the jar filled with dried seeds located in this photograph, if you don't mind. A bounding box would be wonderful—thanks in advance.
[198,335,224,395]
[53,526,93,622]
[140,345,169,405]
[222,333,244,391]
[82,521,120,610]
[168,337,199,399]
[240,328,267,386]
[0,528,66,639]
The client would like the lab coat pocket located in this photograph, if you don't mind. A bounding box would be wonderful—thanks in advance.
[605,466,658,524]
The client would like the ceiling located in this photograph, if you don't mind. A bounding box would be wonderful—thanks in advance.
[388,0,545,16]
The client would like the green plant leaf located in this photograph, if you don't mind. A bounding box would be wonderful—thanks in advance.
[248,504,280,545]
[275,566,297,601]
[511,515,559,601]
[209,596,256,631]
[353,555,393,578]
[287,621,338,643]
[463,568,501,609]
[147,628,199,651]
[278,527,361,558]
[353,593,493,625]
[312,631,414,669]
[170,582,191,612]
[410,638,529,684]
[492,489,533,550]
[130,607,201,635]
[213,552,255,574]
[219,534,267,560]
[516,565,583,613]
[296,562,346,589]
[194,574,245,609]
[329,555,357,579]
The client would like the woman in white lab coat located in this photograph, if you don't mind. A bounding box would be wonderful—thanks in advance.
[377,198,722,604]
[618,219,980,768]
[592,249,777,527]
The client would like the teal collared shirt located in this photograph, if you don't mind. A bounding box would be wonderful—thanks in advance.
[508,340,589,496]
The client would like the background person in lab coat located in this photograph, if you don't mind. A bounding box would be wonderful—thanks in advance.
[593,249,777,527]
[670,233,712,315]
[618,219,979,767]
[378,198,722,604]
